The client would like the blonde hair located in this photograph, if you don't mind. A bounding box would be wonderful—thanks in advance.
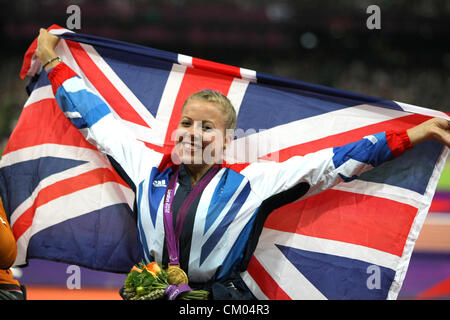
[182,90,237,130]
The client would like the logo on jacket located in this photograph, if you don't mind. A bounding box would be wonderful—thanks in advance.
[153,180,167,187]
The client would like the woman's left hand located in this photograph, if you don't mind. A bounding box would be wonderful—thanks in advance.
[407,117,450,147]
[36,28,61,71]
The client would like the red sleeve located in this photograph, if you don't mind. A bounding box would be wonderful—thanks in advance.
[47,62,78,95]
[385,129,413,158]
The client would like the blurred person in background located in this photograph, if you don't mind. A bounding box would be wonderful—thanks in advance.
[0,196,26,300]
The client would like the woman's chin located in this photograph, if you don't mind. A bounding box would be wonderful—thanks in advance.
[177,152,204,165]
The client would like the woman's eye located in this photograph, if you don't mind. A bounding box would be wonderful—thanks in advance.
[203,126,213,131]
[180,121,191,127]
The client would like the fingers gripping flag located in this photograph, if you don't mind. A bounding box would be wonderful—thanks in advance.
[1,25,448,299]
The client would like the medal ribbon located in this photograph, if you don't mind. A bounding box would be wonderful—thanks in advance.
[163,165,220,266]
[164,284,192,300]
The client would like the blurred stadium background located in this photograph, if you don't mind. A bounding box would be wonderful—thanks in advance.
[0,0,449,300]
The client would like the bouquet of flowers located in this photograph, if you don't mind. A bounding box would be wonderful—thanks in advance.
[122,262,209,300]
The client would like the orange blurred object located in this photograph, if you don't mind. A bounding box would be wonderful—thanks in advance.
[26,286,122,300]
[130,265,142,273]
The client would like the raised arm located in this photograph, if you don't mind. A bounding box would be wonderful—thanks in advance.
[407,117,450,147]
[241,118,450,201]
[36,29,163,184]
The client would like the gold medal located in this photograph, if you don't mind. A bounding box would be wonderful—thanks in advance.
[167,264,189,285]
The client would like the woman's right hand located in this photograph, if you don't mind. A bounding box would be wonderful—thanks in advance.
[36,28,61,71]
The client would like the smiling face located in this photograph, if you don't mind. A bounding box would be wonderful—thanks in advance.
[174,98,230,166]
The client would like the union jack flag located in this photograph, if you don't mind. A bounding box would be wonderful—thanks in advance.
[0,25,448,299]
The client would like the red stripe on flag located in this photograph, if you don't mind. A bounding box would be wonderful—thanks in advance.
[20,39,37,79]
[163,66,236,148]
[66,40,150,128]
[222,161,251,173]
[264,189,417,257]
[246,256,291,300]
[140,141,168,154]
[3,99,97,156]
[192,57,242,79]
[12,167,128,240]
[261,113,431,161]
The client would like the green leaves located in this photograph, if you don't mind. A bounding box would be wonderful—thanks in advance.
[124,270,142,289]
[123,262,209,300]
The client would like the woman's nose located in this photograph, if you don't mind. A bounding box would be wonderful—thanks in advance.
[191,121,203,140]
[182,121,202,142]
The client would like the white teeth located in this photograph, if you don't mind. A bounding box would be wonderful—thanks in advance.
[182,143,202,152]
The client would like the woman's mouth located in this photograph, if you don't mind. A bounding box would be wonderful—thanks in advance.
[180,142,203,153]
